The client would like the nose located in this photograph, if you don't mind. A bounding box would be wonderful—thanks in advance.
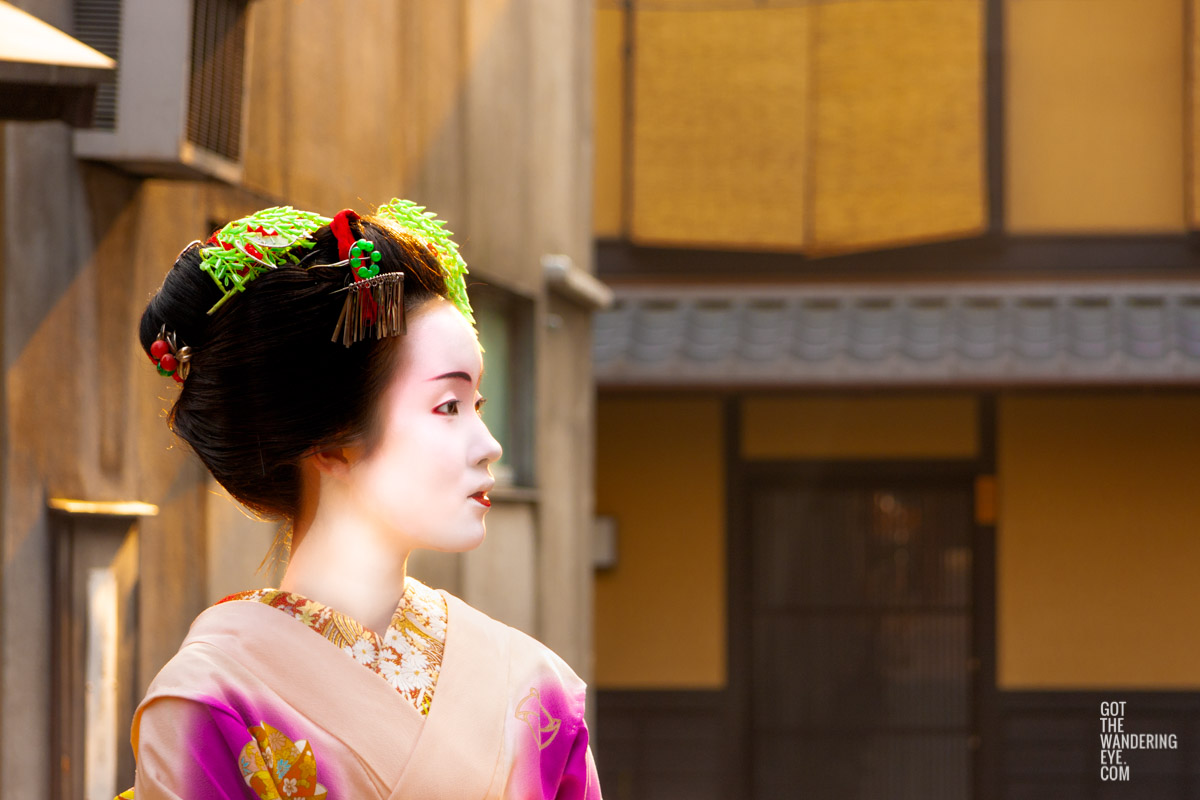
[474,417,503,467]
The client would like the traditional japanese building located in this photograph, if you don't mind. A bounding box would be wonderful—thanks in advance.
[0,1,599,795]
[590,2,1200,798]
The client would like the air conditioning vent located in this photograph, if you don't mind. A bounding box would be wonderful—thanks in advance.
[187,0,246,161]
[73,0,250,182]
[73,0,122,130]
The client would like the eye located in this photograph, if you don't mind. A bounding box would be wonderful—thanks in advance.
[475,397,487,416]
[433,399,460,416]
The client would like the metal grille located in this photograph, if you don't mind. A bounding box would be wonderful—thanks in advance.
[73,0,122,130]
[186,0,248,160]
[749,480,973,799]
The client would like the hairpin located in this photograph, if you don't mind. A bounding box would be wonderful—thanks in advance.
[199,207,332,314]
[149,324,192,383]
[329,209,407,347]
[331,271,407,346]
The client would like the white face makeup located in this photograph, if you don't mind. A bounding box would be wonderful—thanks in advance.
[346,298,503,553]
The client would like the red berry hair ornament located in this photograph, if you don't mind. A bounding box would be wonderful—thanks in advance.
[149,325,192,383]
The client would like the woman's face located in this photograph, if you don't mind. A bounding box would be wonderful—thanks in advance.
[348,298,503,552]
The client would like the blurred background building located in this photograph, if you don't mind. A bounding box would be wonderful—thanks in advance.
[5,0,1200,798]
[588,1,1200,799]
[1,1,597,796]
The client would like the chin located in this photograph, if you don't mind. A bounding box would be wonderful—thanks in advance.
[429,523,488,553]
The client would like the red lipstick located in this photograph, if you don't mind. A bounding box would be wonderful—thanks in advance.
[472,492,491,507]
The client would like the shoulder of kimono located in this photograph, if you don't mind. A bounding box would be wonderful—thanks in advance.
[438,588,589,708]
[135,606,276,719]
[505,625,588,698]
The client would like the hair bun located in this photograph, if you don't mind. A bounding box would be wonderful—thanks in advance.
[138,244,225,358]
[137,209,455,522]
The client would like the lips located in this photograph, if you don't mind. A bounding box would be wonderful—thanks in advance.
[471,491,492,507]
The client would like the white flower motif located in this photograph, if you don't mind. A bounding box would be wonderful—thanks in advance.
[400,651,430,684]
[282,778,298,796]
[407,648,430,671]
[383,625,406,651]
[378,655,410,691]
[345,637,376,665]
[384,649,432,692]
[424,613,447,640]
[407,591,434,614]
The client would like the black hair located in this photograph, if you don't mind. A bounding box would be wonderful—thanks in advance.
[139,212,450,521]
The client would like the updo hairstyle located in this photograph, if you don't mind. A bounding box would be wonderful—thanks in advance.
[139,212,451,521]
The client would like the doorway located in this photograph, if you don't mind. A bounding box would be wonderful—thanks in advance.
[733,464,979,799]
[50,511,140,800]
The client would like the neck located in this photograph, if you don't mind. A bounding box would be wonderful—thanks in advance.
[281,467,409,634]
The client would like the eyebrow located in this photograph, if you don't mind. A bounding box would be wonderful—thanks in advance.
[429,371,474,383]
[428,361,487,383]
[427,369,487,383]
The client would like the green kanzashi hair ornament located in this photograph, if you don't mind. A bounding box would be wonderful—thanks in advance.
[200,206,332,314]
[375,198,473,323]
[350,240,382,279]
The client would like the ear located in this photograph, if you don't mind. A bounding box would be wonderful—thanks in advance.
[309,445,362,479]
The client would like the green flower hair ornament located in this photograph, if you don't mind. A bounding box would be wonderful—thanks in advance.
[199,206,332,314]
[375,198,473,324]
[197,200,473,323]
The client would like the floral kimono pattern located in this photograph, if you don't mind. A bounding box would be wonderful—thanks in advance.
[124,581,600,799]
[224,577,448,716]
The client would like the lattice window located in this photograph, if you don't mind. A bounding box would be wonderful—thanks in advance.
[73,0,122,130]
[187,0,249,161]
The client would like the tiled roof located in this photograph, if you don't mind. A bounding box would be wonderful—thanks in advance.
[592,282,1200,386]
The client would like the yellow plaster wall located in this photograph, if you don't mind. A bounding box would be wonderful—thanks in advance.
[594,396,727,688]
[629,8,811,249]
[1191,0,1200,228]
[998,393,1200,688]
[742,394,978,460]
[1006,0,1186,232]
[809,0,986,252]
[618,2,984,251]
[594,8,625,237]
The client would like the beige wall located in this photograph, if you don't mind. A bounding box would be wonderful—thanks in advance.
[244,0,594,296]
[1006,0,1186,232]
[0,160,218,794]
[243,0,600,672]
[3,0,597,792]
[997,391,1200,688]
[594,395,727,688]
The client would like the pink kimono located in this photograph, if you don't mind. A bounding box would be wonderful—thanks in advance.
[127,589,600,799]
